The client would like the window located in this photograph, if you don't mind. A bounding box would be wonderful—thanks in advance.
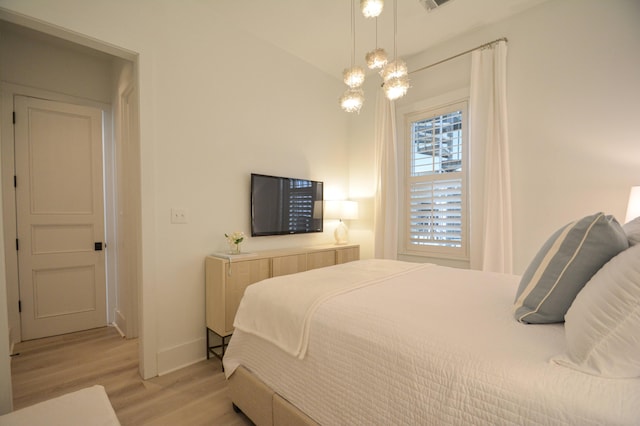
[403,101,468,259]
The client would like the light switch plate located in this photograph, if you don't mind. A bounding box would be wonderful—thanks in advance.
[171,208,188,224]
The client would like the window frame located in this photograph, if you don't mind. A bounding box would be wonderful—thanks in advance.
[401,99,469,261]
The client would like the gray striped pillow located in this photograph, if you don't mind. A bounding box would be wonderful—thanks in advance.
[514,212,628,324]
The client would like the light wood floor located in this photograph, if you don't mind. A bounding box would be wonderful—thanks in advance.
[10,326,253,425]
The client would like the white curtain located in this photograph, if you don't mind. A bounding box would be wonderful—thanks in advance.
[373,87,398,259]
[469,40,513,273]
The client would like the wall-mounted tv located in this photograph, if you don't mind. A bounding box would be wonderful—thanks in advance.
[251,173,323,237]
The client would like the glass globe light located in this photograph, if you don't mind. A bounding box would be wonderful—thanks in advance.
[381,59,408,82]
[343,66,366,88]
[365,48,388,70]
[384,75,409,100]
[360,0,384,18]
[340,88,365,113]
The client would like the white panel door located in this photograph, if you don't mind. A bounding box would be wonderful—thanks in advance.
[14,96,107,340]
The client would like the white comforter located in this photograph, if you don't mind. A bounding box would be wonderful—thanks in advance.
[224,260,640,425]
[234,259,429,358]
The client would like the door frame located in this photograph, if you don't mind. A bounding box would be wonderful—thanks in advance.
[1,84,115,343]
[0,10,152,396]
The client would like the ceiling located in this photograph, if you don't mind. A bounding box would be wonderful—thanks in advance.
[211,0,549,79]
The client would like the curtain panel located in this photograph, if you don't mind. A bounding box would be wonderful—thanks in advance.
[469,40,513,273]
[373,88,399,259]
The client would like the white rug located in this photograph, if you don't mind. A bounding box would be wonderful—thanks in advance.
[0,385,120,426]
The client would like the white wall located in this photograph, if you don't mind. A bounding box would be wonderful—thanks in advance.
[149,16,350,373]
[0,0,350,378]
[0,24,113,103]
[351,0,640,273]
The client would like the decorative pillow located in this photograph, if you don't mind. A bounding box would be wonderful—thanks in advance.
[553,243,640,378]
[623,216,640,246]
[513,212,628,324]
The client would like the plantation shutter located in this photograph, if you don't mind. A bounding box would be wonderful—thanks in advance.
[409,179,463,247]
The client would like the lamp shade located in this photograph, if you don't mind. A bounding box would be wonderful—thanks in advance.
[324,200,359,220]
[361,0,384,17]
[381,59,408,82]
[343,66,366,88]
[366,48,388,70]
[339,88,365,113]
[625,186,640,223]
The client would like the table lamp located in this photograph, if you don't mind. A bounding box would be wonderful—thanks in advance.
[625,186,640,223]
[324,200,359,245]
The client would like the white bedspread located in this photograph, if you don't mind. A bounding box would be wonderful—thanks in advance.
[234,259,429,358]
[224,260,640,425]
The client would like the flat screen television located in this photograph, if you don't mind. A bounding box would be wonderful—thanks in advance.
[251,173,323,236]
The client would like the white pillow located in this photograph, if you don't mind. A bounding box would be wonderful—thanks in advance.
[553,243,640,378]
[624,216,640,246]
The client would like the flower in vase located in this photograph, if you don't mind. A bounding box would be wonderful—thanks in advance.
[225,231,245,245]
[225,231,245,253]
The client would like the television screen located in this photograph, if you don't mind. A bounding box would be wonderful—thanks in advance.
[251,173,323,236]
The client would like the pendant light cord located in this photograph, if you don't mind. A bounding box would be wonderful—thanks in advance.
[375,17,379,48]
[393,0,398,68]
[351,0,356,67]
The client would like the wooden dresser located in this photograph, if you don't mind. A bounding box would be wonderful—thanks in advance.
[204,244,359,360]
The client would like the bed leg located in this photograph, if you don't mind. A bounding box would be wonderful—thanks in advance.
[232,403,242,414]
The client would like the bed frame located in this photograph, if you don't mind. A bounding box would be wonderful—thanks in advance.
[228,366,319,426]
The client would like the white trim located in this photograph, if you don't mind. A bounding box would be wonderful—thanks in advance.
[0,7,137,61]
[113,310,127,337]
[397,88,470,119]
[157,337,207,376]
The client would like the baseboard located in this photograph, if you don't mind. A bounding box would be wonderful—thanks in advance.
[157,337,207,376]
[113,309,127,337]
[111,322,125,338]
[8,325,19,347]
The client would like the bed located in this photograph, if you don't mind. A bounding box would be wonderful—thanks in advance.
[223,213,640,425]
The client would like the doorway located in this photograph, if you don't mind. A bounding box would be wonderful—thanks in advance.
[0,22,141,347]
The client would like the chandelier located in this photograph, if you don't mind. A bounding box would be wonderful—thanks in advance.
[340,0,408,113]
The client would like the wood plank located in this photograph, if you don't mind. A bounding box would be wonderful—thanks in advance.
[10,327,252,425]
